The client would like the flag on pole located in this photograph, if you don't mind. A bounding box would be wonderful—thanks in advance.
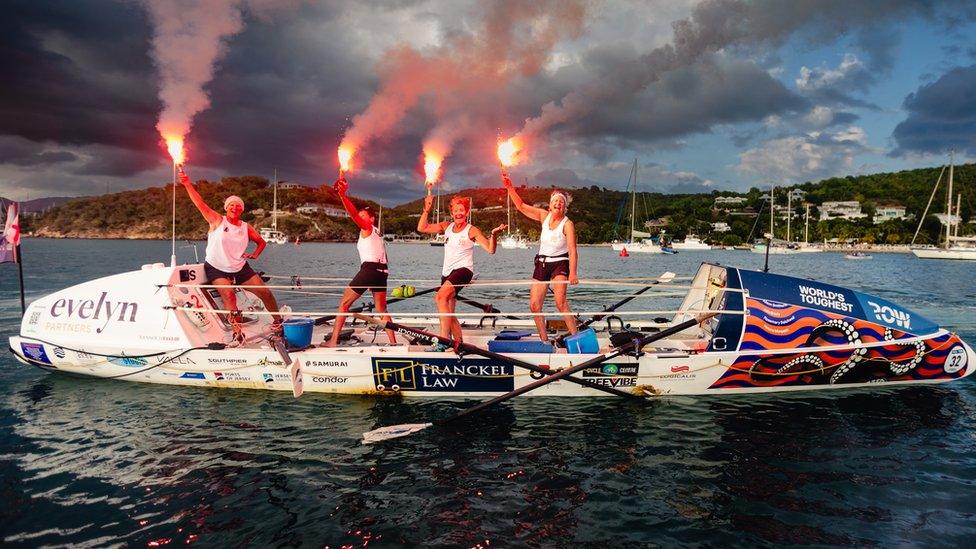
[0,199,21,263]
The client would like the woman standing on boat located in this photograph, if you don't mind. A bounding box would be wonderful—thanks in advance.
[324,177,397,347]
[418,194,506,347]
[178,166,282,344]
[502,175,579,342]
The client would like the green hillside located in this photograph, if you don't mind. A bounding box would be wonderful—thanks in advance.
[22,163,975,245]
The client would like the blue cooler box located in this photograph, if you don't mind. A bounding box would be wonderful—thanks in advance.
[564,328,599,354]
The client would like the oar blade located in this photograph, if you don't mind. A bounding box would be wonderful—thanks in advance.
[290,358,304,398]
[362,422,434,444]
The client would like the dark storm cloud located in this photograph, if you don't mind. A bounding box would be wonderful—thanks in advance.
[74,147,159,177]
[0,1,159,151]
[578,56,808,144]
[178,2,380,180]
[514,0,973,142]
[890,64,976,157]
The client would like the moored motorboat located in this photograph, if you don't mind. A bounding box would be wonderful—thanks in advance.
[10,261,973,397]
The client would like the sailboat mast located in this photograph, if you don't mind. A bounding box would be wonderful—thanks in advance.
[786,188,792,243]
[769,184,775,238]
[435,184,441,224]
[805,203,810,245]
[955,194,961,238]
[272,168,278,231]
[630,159,637,242]
[946,150,954,247]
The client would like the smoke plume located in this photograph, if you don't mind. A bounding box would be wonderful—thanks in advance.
[341,0,585,172]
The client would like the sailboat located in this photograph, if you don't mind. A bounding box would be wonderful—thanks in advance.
[499,191,528,249]
[610,160,662,254]
[429,184,446,246]
[259,169,289,245]
[911,151,976,261]
[751,184,800,255]
[795,203,823,252]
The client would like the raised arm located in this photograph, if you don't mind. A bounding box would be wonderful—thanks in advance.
[502,175,547,223]
[471,224,507,254]
[178,166,222,229]
[417,194,447,234]
[245,223,267,260]
[564,219,579,284]
[334,178,372,232]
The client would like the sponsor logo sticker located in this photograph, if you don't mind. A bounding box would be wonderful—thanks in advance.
[109,356,148,367]
[21,343,52,365]
[179,372,205,380]
[213,371,251,381]
[311,376,349,384]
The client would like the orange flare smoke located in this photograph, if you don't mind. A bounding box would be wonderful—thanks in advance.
[165,137,185,165]
[497,137,520,168]
[337,146,354,173]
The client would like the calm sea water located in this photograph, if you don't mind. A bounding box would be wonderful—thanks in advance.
[2,239,975,547]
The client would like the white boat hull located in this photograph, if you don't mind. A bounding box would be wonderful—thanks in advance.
[911,247,976,261]
[12,263,976,398]
[14,330,973,397]
[611,241,662,253]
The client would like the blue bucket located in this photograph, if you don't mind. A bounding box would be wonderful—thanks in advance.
[282,318,314,348]
[564,328,599,354]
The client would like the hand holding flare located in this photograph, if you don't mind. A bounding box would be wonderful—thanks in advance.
[177,164,191,186]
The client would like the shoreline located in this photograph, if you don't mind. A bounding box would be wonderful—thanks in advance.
[20,235,919,253]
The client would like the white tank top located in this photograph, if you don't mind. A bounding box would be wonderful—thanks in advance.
[357,226,387,264]
[206,217,249,272]
[538,213,569,257]
[442,223,474,276]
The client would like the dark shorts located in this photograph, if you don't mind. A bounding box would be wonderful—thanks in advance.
[441,267,474,293]
[204,261,258,286]
[349,261,389,295]
[532,254,570,281]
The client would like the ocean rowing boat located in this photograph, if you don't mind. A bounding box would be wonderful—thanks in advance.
[8,262,973,396]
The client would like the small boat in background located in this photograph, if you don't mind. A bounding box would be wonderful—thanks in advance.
[845,251,872,260]
[672,235,711,251]
[910,151,976,261]
[260,169,290,245]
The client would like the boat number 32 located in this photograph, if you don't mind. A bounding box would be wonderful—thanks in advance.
[945,346,968,374]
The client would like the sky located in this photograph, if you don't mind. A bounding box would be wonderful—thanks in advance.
[2,0,976,205]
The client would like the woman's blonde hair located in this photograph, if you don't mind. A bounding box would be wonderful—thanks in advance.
[449,196,471,212]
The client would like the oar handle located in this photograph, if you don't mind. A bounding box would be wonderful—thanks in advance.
[577,272,675,330]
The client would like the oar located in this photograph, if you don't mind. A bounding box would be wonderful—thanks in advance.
[352,313,646,400]
[580,271,675,328]
[361,314,714,443]
[271,337,304,398]
[552,271,676,345]
[313,285,439,325]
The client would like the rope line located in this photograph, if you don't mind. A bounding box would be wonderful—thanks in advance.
[166,306,744,318]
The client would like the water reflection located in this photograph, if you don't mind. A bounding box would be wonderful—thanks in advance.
[702,387,965,546]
